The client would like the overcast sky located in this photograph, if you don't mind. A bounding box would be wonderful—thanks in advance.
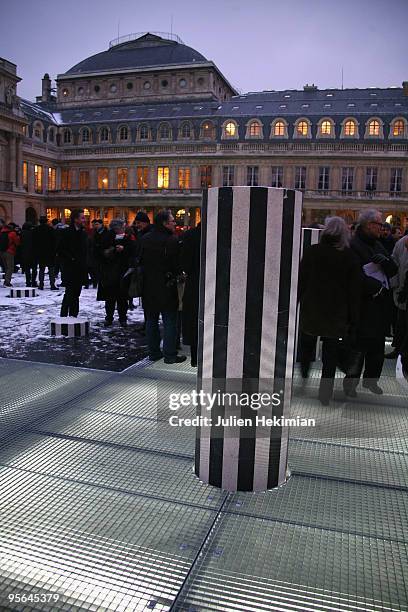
[1,0,407,101]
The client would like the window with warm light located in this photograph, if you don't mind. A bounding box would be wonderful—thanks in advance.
[178,167,191,189]
[63,129,71,144]
[64,209,71,221]
[297,121,308,136]
[119,126,129,141]
[321,120,332,135]
[247,166,259,187]
[137,167,149,189]
[34,165,43,193]
[344,120,356,136]
[201,122,215,139]
[200,165,212,188]
[79,170,89,191]
[48,167,56,191]
[100,127,109,142]
[368,120,380,136]
[274,121,285,137]
[393,120,404,136]
[117,168,128,189]
[61,168,71,191]
[222,166,234,187]
[98,168,109,190]
[157,166,169,189]
[271,166,283,188]
[225,121,237,137]
[248,121,261,137]
[140,124,149,140]
[23,162,28,191]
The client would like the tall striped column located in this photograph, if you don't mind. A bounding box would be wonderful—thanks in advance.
[196,187,303,491]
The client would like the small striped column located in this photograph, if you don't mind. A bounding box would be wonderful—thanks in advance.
[196,187,302,491]
[396,355,408,391]
[50,317,90,337]
[9,288,37,298]
[295,227,323,362]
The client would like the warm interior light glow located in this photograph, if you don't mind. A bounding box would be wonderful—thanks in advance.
[225,122,236,136]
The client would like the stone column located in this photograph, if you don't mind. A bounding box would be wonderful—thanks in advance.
[9,135,16,187]
[196,187,303,491]
[28,163,35,194]
[15,137,23,189]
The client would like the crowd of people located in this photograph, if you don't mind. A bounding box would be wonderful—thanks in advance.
[299,209,408,405]
[1,208,408,383]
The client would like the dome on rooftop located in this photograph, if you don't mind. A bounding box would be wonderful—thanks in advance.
[65,32,208,75]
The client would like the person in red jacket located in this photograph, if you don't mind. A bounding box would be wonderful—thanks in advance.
[0,223,21,287]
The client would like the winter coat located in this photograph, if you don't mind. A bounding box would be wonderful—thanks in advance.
[298,236,361,339]
[140,225,180,313]
[181,224,201,345]
[32,223,56,265]
[0,227,20,256]
[350,227,398,338]
[20,227,37,267]
[57,225,88,283]
[96,230,136,301]
[133,223,153,258]
[391,237,408,311]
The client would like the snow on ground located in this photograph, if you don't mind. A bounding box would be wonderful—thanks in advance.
[0,270,148,371]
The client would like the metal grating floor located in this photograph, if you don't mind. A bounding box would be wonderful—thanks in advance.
[0,356,407,611]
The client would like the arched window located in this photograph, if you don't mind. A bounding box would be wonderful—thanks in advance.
[100,127,109,142]
[320,120,333,136]
[63,129,72,144]
[33,122,44,140]
[274,121,285,136]
[344,120,356,136]
[119,125,129,141]
[140,124,149,140]
[296,121,308,136]
[200,121,216,140]
[81,127,90,143]
[247,120,262,138]
[180,122,191,139]
[392,119,405,137]
[159,123,171,140]
[224,121,237,138]
[368,119,380,136]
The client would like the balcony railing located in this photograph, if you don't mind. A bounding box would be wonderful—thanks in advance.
[0,181,13,192]
[46,188,203,197]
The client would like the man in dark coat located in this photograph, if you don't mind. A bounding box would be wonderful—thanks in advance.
[58,209,88,317]
[141,210,186,363]
[20,222,37,287]
[181,223,201,367]
[344,209,398,396]
[132,211,153,256]
[32,216,57,290]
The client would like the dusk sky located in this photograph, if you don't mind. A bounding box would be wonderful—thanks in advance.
[1,0,407,101]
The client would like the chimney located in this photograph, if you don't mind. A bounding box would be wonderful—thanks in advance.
[303,83,318,92]
[42,73,51,102]
[403,81,408,96]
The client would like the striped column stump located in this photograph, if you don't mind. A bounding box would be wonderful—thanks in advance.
[295,228,323,363]
[50,317,90,337]
[396,355,408,391]
[9,287,37,298]
[196,187,302,492]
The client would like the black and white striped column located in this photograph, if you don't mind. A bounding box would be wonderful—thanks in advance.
[196,187,302,491]
[9,288,37,298]
[50,317,90,337]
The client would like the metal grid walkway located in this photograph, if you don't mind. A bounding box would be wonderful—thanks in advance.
[0,356,407,611]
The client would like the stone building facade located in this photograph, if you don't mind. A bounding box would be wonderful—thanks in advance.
[1,32,408,227]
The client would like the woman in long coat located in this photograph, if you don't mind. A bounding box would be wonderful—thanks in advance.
[298,216,361,405]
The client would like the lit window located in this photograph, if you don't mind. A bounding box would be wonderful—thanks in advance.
[34,165,43,193]
[62,88,69,97]
[249,121,261,137]
[157,166,169,189]
[368,120,380,136]
[159,123,171,140]
[79,170,89,191]
[119,126,129,140]
[81,128,90,143]
[201,122,215,139]
[225,122,236,137]
[100,127,109,142]
[63,129,71,144]
[137,167,149,189]
[117,168,128,189]
[393,120,404,136]
[200,165,212,188]
[61,168,71,190]
[178,167,191,189]
[180,122,191,138]
[274,121,285,136]
[48,167,56,191]
[344,120,356,136]
[321,120,332,135]
[98,168,109,190]
[140,124,149,140]
[23,162,28,191]
[297,121,308,136]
